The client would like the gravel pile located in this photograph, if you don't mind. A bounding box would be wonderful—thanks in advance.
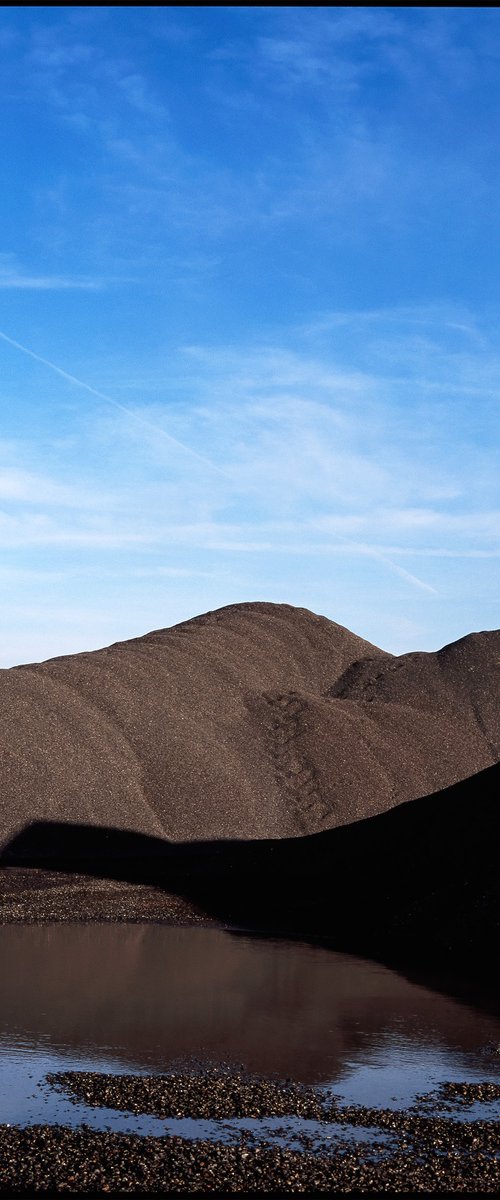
[1,601,499,855]
[1,600,499,973]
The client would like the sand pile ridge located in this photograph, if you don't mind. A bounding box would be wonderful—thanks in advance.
[0,601,498,854]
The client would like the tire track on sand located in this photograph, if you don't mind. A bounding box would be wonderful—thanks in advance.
[262,692,331,831]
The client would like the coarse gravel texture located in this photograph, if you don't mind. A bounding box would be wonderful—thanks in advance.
[1,601,499,853]
[46,1069,327,1122]
[1,1069,499,1193]
[0,868,211,926]
[411,1081,500,1115]
[0,1125,498,1194]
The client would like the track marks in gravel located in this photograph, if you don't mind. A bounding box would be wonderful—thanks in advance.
[262,691,331,831]
[329,656,406,704]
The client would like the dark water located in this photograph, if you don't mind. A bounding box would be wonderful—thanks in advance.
[1,925,499,1139]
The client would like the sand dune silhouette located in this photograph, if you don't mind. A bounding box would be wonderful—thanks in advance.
[1,601,498,853]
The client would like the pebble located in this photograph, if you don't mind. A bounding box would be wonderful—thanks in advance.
[0,1067,493,1193]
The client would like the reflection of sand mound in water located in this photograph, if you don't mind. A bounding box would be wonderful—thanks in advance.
[1,926,498,1082]
[0,601,499,850]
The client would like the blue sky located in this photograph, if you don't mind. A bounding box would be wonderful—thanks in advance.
[1,6,500,666]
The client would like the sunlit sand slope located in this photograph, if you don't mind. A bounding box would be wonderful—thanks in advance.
[0,602,498,849]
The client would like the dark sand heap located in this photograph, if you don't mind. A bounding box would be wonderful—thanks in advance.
[1,601,498,847]
[0,601,498,966]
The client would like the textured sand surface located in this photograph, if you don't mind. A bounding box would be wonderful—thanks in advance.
[0,601,499,853]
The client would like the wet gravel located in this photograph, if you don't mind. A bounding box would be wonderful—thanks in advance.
[0,1067,489,1193]
[0,1117,499,1193]
[47,1068,325,1121]
[410,1080,500,1116]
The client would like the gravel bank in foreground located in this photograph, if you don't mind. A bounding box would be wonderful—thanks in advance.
[1,1071,497,1194]
[0,1115,499,1194]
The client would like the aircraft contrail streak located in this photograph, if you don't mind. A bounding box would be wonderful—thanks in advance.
[0,328,226,476]
[367,548,438,594]
[328,533,438,595]
[0,328,437,594]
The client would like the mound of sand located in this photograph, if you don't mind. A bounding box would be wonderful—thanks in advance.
[0,602,498,853]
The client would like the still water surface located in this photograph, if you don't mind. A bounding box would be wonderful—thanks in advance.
[1,925,499,1139]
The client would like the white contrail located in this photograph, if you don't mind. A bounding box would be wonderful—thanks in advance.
[0,328,438,594]
[328,532,438,595]
[368,548,438,594]
[0,328,226,476]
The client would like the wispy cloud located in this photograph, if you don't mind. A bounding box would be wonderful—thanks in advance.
[2,8,500,664]
[0,313,498,664]
[0,466,110,508]
[0,255,101,290]
[4,308,498,597]
[1,3,494,281]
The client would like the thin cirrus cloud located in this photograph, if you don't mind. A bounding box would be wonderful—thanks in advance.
[0,325,497,664]
[0,271,99,290]
[0,465,111,507]
[3,311,498,579]
[0,14,421,248]
[1,8,499,662]
[0,255,101,290]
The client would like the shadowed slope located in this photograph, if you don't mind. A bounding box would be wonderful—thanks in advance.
[3,764,499,973]
[0,602,498,853]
